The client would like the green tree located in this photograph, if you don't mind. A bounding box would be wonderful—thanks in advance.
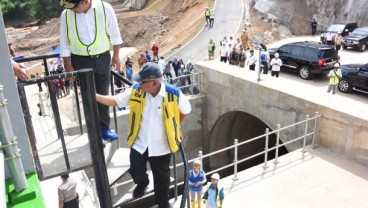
[32,0,63,21]
[1,0,33,20]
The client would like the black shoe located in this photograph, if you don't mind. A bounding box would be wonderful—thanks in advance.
[133,185,147,198]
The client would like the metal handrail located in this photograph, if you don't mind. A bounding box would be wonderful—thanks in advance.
[110,112,320,196]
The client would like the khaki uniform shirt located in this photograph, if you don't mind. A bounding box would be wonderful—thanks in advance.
[58,178,77,202]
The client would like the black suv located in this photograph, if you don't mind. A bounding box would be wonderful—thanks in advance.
[338,63,368,93]
[268,42,338,79]
[342,27,368,51]
[320,22,358,44]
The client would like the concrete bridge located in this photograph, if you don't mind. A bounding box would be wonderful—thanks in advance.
[110,59,368,178]
[197,60,367,166]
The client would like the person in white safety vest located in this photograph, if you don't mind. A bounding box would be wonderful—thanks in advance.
[59,0,123,142]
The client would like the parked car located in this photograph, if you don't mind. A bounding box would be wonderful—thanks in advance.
[320,22,358,44]
[268,41,339,79]
[338,63,368,93]
[341,27,368,52]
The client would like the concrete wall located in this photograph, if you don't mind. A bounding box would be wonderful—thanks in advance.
[196,61,368,166]
[0,10,35,175]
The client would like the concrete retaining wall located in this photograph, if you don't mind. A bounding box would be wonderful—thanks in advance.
[197,61,368,166]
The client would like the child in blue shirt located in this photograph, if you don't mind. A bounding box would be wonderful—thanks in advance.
[145,51,151,62]
[203,173,224,208]
[126,63,133,81]
[189,159,207,208]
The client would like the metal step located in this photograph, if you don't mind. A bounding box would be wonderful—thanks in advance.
[107,147,131,186]
[37,133,92,179]
[111,170,176,207]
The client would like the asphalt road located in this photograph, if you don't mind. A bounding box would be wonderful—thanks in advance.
[264,35,368,105]
[167,0,244,62]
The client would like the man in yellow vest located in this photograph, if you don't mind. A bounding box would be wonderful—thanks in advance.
[203,173,224,208]
[59,0,122,141]
[209,9,215,28]
[327,63,342,94]
[96,62,191,208]
[205,8,210,26]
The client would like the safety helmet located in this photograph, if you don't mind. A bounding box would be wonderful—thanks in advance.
[275,53,279,58]
[60,0,81,9]
[193,159,201,166]
[211,173,220,180]
[334,63,340,68]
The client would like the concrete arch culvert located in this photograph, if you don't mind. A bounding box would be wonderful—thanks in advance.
[205,111,289,177]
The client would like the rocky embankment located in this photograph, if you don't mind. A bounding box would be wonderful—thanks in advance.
[253,0,368,35]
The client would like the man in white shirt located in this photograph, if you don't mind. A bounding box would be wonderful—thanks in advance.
[58,174,78,208]
[158,56,166,73]
[325,32,334,45]
[220,44,228,63]
[270,53,283,78]
[96,63,191,208]
[59,0,123,142]
[247,49,257,71]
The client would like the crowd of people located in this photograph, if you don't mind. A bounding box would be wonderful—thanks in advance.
[209,28,284,79]
[114,44,198,96]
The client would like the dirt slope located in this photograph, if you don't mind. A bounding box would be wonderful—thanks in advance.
[10,0,212,68]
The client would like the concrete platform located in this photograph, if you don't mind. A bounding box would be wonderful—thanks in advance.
[168,147,368,208]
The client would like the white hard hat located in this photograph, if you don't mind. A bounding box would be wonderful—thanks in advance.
[188,60,192,64]
[334,63,340,68]
[153,42,156,44]
[193,159,201,166]
[211,173,220,180]
[275,53,279,58]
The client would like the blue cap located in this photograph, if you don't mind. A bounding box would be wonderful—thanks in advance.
[133,62,162,82]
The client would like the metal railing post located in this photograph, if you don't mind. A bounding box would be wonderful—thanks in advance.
[90,178,100,207]
[263,129,269,169]
[233,139,239,180]
[110,73,119,147]
[311,112,319,148]
[274,124,281,164]
[302,114,310,155]
[173,153,178,200]
[73,81,83,134]
[78,69,112,208]
[199,151,203,166]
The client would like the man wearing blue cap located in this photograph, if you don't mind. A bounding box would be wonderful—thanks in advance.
[96,62,191,208]
[59,0,122,142]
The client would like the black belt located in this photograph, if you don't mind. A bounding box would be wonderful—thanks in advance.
[72,51,109,59]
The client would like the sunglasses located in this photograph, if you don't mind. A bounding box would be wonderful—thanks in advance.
[139,80,155,85]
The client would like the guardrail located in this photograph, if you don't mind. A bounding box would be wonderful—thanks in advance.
[179,112,321,183]
[110,110,320,205]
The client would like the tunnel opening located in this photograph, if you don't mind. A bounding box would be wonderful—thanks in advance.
[204,111,289,179]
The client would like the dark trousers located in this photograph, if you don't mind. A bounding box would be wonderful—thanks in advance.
[249,64,255,71]
[271,71,280,78]
[220,56,227,63]
[71,52,111,130]
[129,148,172,208]
[335,45,341,53]
[64,194,79,208]
[261,61,269,74]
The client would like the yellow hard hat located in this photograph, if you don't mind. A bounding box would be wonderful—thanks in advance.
[60,0,82,9]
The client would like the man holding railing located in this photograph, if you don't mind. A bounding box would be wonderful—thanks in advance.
[59,0,123,142]
[96,62,191,208]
